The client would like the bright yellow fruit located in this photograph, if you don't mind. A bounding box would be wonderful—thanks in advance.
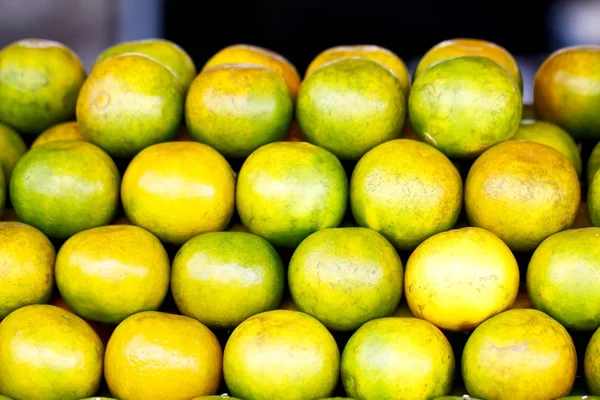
[105,311,223,400]
[0,122,27,182]
[224,310,340,399]
[0,305,103,400]
[462,309,577,400]
[405,227,519,331]
[0,222,54,319]
[465,140,580,251]
[586,327,600,395]
[56,225,170,324]
[31,121,84,148]
[122,142,235,245]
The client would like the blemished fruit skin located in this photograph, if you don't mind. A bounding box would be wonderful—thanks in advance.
[77,54,183,158]
[585,328,600,395]
[414,38,523,90]
[95,38,197,91]
[56,225,170,324]
[465,140,580,251]
[297,58,406,160]
[289,227,403,331]
[10,141,120,239]
[0,122,27,182]
[527,228,600,331]
[462,309,577,400]
[534,46,600,140]
[305,44,411,96]
[224,310,340,400]
[513,120,582,176]
[202,44,301,100]
[171,231,285,329]
[0,305,104,400]
[342,317,455,400]
[105,311,223,400]
[350,139,462,250]
[405,227,520,331]
[236,142,347,248]
[121,142,235,245]
[589,142,600,185]
[185,64,293,158]
[31,121,84,148]
[409,56,522,158]
[0,222,54,319]
[0,39,86,135]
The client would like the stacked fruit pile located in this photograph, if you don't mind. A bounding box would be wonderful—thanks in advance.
[0,37,600,400]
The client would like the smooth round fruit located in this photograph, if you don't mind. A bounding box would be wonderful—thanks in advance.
[465,140,580,251]
[527,228,600,331]
[590,142,600,185]
[0,222,54,319]
[56,225,170,324]
[351,139,462,250]
[31,121,84,148]
[10,141,120,238]
[0,305,103,400]
[462,309,577,400]
[410,56,522,158]
[122,142,235,245]
[297,58,405,160]
[185,64,293,158]
[224,310,339,400]
[586,328,600,395]
[236,142,347,247]
[77,54,183,158]
[414,38,522,89]
[289,227,403,331]
[534,46,600,139]
[590,173,600,227]
[0,39,86,135]
[0,396,13,400]
[172,231,285,329]
[513,120,582,175]
[305,44,411,95]
[342,317,455,400]
[95,39,196,91]
[203,44,301,99]
[0,122,27,182]
[405,227,519,331]
[105,311,222,400]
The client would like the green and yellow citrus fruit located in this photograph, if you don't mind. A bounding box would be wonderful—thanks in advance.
[414,38,522,89]
[224,310,340,400]
[0,305,103,400]
[105,311,222,400]
[171,231,285,329]
[0,222,54,319]
[56,225,170,324]
[534,46,600,140]
[462,309,577,400]
[297,58,406,160]
[0,122,27,182]
[342,317,455,399]
[202,44,301,100]
[585,327,600,395]
[409,56,522,158]
[513,120,582,175]
[589,141,600,185]
[236,142,347,247]
[185,64,293,158]
[351,139,462,250]
[406,227,519,331]
[465,140,580,251]
[95,39,196,91]
[122,142,235,245]
[527,228,600,330]
[31,121,84,148]
[289,227,403,331]
[10,141,120,238]
[77,53,183,158]
[305,44,411,95]
[0,39,86,135]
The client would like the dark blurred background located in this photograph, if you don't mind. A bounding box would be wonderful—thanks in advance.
[1,0,600,102]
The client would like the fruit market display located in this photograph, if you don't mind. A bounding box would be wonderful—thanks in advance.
[1,35,600,400]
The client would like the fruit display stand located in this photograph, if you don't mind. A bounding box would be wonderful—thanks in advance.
[1,36,600,400]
